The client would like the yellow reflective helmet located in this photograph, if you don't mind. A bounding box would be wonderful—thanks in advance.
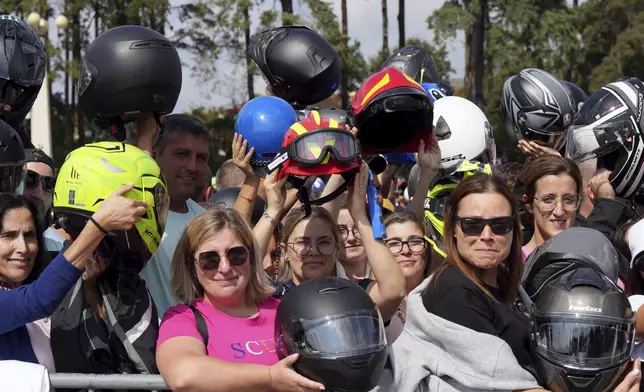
[53,142,169,272]
[423,159,493,257]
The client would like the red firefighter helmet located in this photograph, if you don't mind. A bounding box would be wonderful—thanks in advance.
[352,67,433,154]
[270,110,362,179]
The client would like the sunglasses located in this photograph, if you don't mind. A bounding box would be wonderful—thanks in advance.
[455,216,514,236]
[25,170,55,193]
[195,246,251,271]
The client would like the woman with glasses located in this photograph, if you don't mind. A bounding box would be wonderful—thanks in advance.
[383,212,435,343]
[157,208,325,392]
[520,155,583,259]
[270,163,405,323]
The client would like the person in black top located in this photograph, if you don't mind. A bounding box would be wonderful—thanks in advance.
[422,173,537,375]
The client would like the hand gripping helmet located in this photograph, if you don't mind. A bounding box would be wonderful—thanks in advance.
[249,26,341,108]
[380,46,439,85]
[0,119,26,194]
[53,142,169,273]
[208,187,266,225]
[565,77,644,200]
[502,68,575,149]
[561,80,588,114]
[267,111,362,215]
[433,96,496,172]
[423,160,494,257]
[78,25,182,139]
[0,15,45,128]
[275,277,387,392]
[352,67,433,154]
[527,267,635,392]
[235,96,298,177]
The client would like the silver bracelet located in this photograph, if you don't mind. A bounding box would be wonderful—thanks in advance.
[262,211,279,226]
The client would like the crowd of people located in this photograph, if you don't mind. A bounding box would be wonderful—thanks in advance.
[0,13,643,392]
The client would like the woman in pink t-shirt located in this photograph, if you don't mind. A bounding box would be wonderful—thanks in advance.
[156,208,324,392]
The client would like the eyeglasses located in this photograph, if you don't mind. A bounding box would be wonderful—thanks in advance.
[456,216,514,236]
[287,238,337,256]
[338,225,361,240]
[25,170,55,193]
[533,194,581,212]
[194,245,251,271]
[385,237,426,255]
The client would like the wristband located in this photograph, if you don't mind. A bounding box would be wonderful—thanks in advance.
[89,216,109,235]
[239,195,253,202]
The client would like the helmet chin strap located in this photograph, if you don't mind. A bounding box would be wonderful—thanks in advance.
[293,171,356,217]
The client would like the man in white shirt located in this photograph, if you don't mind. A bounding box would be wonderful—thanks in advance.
[141,114,210,317]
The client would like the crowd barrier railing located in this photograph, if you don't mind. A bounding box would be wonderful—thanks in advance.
[49,373,169,391]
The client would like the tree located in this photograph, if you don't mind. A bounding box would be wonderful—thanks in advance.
[398,0,405,47]
[381,0,389,57]
[340,0,349,108]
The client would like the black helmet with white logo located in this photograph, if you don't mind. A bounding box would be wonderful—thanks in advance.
[528,267,634,392]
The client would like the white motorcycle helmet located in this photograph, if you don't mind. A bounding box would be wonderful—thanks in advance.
[433,96,497,172]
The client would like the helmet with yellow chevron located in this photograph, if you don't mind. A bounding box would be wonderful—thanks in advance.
[423,159,494,257]
[267,110,362,216]
[352,67,433,155]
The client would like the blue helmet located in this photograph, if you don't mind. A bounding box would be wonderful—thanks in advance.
[235,96,298,177]
[421,81,454,102]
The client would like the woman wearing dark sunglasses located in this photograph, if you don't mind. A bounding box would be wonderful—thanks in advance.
[388,173,549,391]
[157,208,325,392]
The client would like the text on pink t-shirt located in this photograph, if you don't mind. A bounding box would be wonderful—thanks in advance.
[157,297,281,366]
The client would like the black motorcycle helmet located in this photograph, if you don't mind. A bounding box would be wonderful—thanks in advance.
[501,68,575,149]
[528,267,635,392]
[560,80,588,114]
[208,187,266,225]
[0,119,26,194]
[0,16,46,129]
[248,26,341,109]
[380,45,439,84]
[275,277,387,392]
[78,25,182,130]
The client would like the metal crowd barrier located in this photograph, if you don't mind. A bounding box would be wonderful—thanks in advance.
[49,373,170,391]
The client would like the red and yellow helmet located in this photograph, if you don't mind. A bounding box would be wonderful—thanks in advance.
[352,67,433,154]
[274,110,362,178]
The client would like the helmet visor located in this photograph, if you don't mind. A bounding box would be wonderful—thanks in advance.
[0,163,26,194]
[290,129,360,166]
[532,314,635,370]
[566,118,635,164]
[280,308,386,359]
[152,181,169,236]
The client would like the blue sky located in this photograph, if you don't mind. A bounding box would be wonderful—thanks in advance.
[168,0,466,112]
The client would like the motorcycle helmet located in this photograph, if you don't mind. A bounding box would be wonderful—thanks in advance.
[380,46,439,84]
[275,277,387,392]
[421,81,454,103]
[352,67,433,154]
[528,267,635,392]
[522,227,624,301]
[53,142,169,273]
[0,119,26,194]
[78,25,182,136]
[0,16,45,128]
[249,26,341,108]
[299,106,350,127]
[407,163,421,198]
[267,111,362,215]
[502,68,575,149]
[208,187,266,225]
[235,96,298,177]
[433,96,496,172]
[565,77,644,200]
[561,80,588,114]
[424,160,494,257]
